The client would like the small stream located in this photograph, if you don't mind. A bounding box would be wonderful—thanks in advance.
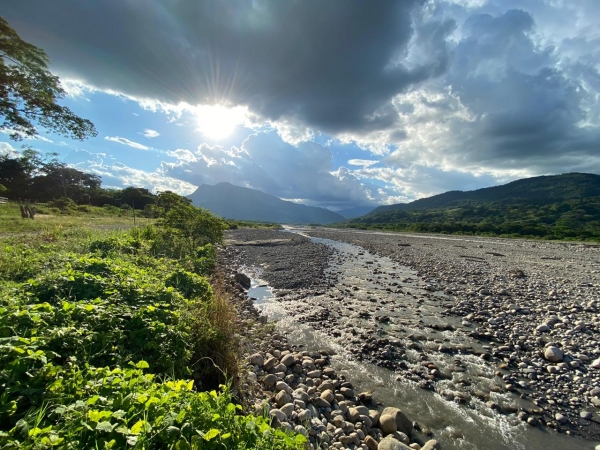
[245,228,594,450]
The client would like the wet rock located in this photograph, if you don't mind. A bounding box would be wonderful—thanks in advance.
[381,407,413,437]
[421,440,441,450]
[234,272,251,289]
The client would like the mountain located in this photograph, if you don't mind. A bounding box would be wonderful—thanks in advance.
[337,206,375,219]
[187,182,345,224]
[343,173,600,241]
[372,173,600,213]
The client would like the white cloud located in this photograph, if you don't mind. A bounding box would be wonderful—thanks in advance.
[104,136,150,150]
[347,159,379,167]
[142,129,160,138]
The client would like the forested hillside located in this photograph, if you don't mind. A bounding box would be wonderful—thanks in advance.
[343,173,600,241]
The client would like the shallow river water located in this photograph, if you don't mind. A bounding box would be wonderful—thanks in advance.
[246,228,595,450]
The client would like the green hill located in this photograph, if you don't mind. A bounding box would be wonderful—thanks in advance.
[342,173,600,241]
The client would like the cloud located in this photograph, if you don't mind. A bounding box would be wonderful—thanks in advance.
[65,150,196,194]
[3,0,600,204]
[347,159,378,167]
[104,136,150,150]
[142,129,160,139]
[164,131,398,208]
[3,1,450,139]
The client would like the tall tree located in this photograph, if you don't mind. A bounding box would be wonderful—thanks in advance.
[0,16,96,140]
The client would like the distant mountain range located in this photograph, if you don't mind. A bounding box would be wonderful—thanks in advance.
[187,182,345,224]
[337,206,375,219]
[343,173,600,241]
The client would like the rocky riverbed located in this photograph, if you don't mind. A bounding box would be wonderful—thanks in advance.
[220,227,600,449]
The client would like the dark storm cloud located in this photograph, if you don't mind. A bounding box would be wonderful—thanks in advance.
[384,6,600,179]
[2,0,444,135]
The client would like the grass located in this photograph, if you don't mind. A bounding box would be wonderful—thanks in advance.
[0,202,153,234]
[0,216,306,449]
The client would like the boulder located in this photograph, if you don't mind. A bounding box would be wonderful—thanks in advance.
[234,272,251,289]
[378,436,413,450]
[381,407,413,437]
[421,440,441,450]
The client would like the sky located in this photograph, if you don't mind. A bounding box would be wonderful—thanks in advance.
[2,0,600,210]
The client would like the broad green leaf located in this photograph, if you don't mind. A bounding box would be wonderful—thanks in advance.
[204,429,220,441]
[96,421,114,432]
[130,420,145,434]
[135,360,149,369]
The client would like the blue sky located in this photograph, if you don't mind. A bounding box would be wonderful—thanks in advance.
[2,0,600,210]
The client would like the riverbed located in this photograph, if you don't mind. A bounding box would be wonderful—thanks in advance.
[225,227,600,449]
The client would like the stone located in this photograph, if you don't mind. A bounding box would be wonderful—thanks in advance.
[555,413,567,424]
[591,358,600,369]
[321,389,335,403]
[369,409,381,426]
[275,390,292,407]
[280,354,295,367]
[365,435,379,450]
[379,413,397,435]
[420,440,441,450]
[389,431,410,444]
[234,272,251,289]
[544,346,564,363]
[298,409,312,422]
[381,407,413,437]
[378,436,412,450]
[280,403,294,417]
[340,387,355,398]
[536,324,550,333]
[307,370,322,378]
[580,411,593,420]
[263,357,278,371]
[312,397,331,408]
[293,388,309,402]
[270,409,286,422]
[275,381,293,394]
[249,353,264,366]
[263,374,277,388]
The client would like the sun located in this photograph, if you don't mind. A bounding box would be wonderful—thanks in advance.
[195,104,247,140]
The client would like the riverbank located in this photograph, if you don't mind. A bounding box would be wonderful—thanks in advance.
[220,230,441,450]
[222,227,600,449]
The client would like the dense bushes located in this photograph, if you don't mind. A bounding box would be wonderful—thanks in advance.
[0,208,305,449]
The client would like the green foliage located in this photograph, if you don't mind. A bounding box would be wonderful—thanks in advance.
[0,17,97,141]
[0,225,304,449]
[1,369,305,450]
[345,174,600,241]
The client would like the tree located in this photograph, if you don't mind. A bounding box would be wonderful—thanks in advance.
[0,16,96,141]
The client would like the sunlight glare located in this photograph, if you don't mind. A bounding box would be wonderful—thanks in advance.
[195,104,247,140]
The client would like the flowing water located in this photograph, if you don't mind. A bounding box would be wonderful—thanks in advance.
[245,228,594,450]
